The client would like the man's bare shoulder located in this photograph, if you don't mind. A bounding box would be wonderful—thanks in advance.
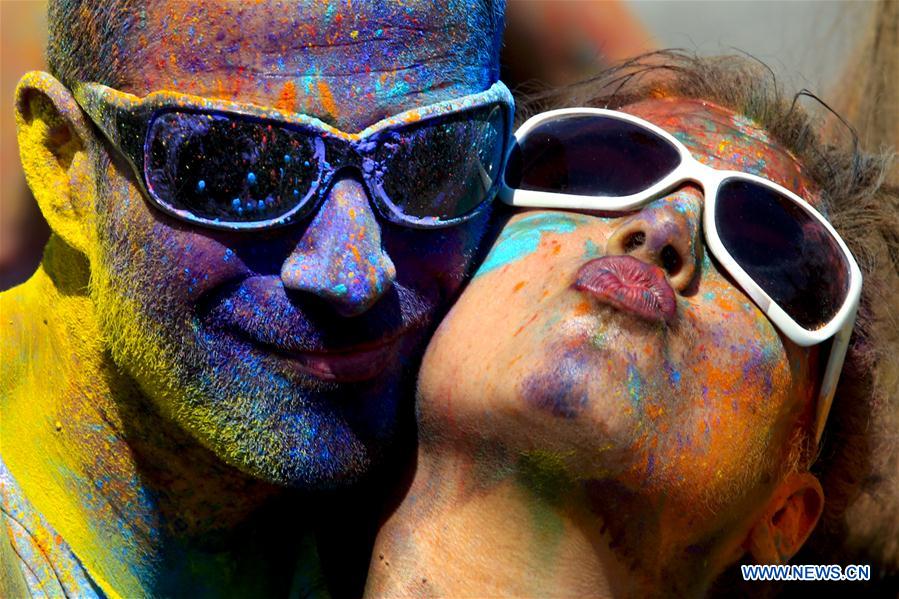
[0,515,30,599]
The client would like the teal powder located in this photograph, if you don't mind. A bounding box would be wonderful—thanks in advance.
[475,213,578,277]
[626,363,644,408]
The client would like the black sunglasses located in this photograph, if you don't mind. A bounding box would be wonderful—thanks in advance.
[72,81,514,230]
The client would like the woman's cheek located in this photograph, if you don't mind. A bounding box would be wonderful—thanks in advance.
[693,305,791,439]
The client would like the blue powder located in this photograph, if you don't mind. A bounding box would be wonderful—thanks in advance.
[475,213,578,277]
[626,363,643,408]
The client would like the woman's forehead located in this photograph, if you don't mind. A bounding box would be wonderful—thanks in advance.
[622,98,820,204]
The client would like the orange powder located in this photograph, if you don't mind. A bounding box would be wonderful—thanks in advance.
[317,80,338,118]
[275,81,297,113]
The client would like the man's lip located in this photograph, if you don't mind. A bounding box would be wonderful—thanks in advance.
[573,255,677,325]
[249,334,404,383]
[199,274,432,382]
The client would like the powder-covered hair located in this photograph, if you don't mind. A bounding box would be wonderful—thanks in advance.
[45,0,141,90]
[518,49,899,579]
[45,0,508,92]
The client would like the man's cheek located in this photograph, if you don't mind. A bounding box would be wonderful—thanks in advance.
[386,220,484,294]
[96,177,233,307]
[145,226,252,304]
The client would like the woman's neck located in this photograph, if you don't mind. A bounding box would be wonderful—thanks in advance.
[366,444,650,598]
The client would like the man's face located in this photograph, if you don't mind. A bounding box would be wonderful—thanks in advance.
[88,0,500,487]
[418,99,821,558]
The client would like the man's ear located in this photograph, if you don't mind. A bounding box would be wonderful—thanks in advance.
[15,71,99,256]
[746,471,824,564]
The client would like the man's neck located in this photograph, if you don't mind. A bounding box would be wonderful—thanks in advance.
[1,246,315,597]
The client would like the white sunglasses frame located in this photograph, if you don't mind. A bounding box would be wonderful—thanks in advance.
[499,107,862,442]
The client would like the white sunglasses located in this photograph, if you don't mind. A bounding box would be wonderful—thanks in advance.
[500,108,862,442]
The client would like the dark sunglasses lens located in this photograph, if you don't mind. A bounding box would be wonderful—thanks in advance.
[145,112,320,224]
[715,179,850,329]
[375,103,506,224]
[505,114,681,196]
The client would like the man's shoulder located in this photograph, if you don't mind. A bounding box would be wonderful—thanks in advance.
[0,456,105,598]
[0,516,30,599]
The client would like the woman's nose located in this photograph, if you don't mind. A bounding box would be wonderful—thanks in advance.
[605,194,702,293]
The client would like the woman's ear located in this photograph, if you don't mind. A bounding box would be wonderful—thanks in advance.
[746,471,824,564]
[15,71,100,257]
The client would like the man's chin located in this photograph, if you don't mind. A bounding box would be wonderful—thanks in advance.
[186,402,393,490]
[118,314,421,488]
[165,348,412,489]
[232,438,380,491]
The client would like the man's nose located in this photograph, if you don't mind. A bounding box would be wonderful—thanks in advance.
[280,178,396,316]
[605,192,703,293]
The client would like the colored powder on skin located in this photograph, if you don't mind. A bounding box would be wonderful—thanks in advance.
[671,130,692,146]
[516,450,575,506]
[591,318,611,350]
[475,213,578,277]
[583,238,600,258]
[515,451,574,570]
[626,362,643,408]
[672,201,690,216]
[645,452,655,477]
[275,81,297,113]
[664,360,682,386]
[316,80,338,119]
[731,114,771,144]
[520,367,587,419]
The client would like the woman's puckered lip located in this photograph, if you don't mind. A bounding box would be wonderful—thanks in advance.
[574,255,677,325]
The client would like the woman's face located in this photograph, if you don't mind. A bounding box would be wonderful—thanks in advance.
[418,98,822,545]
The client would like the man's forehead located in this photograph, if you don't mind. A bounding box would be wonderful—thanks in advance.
[114,0,500,131]
[624,98,819,203]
